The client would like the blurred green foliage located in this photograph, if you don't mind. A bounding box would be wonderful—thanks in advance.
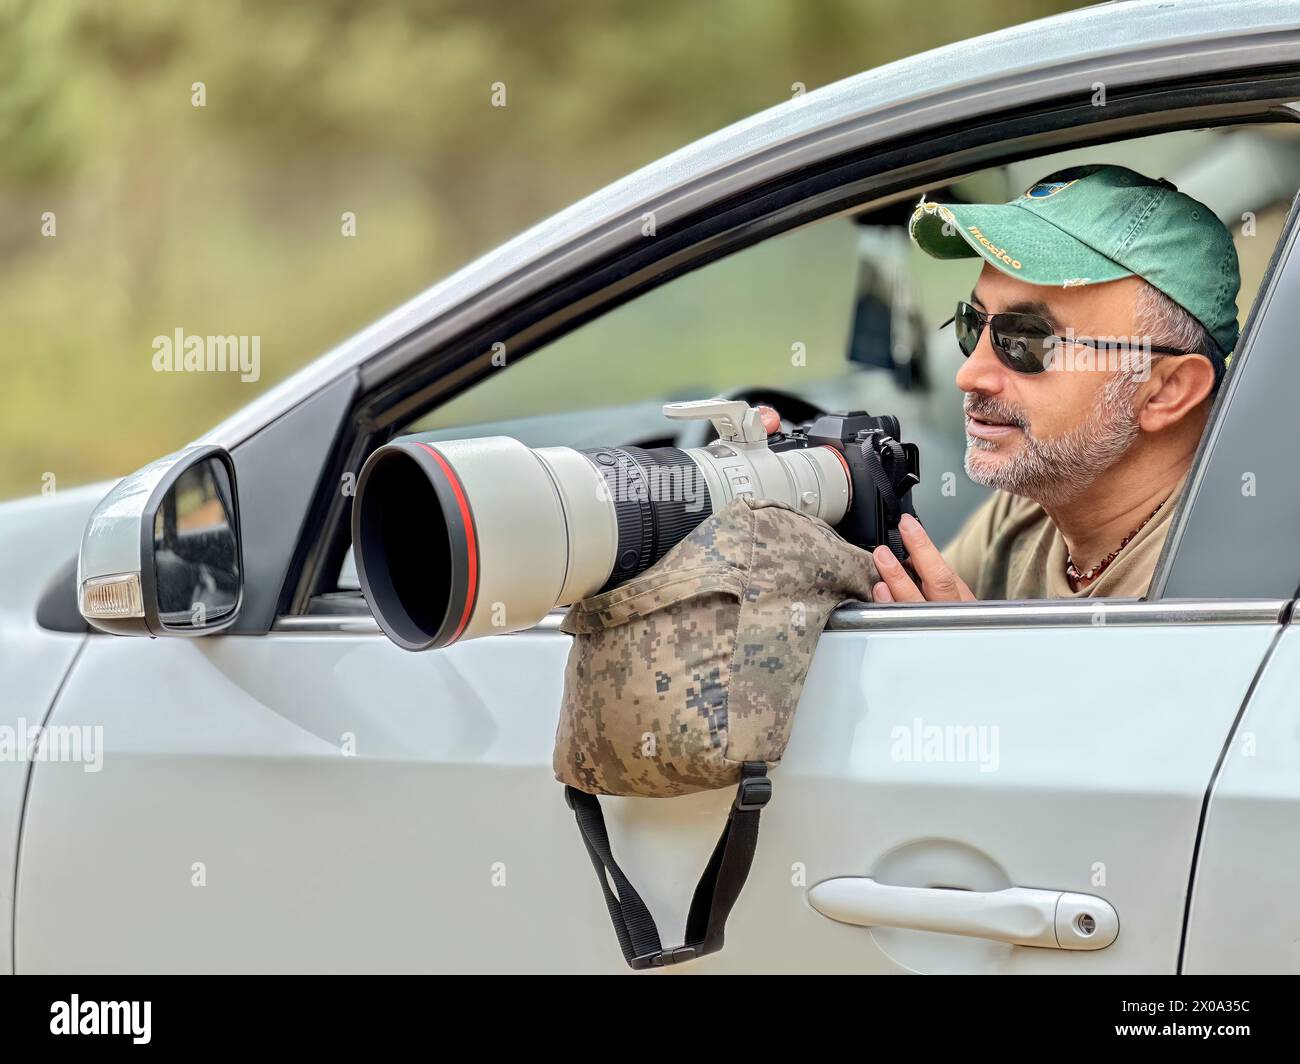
[0,0,1079,497]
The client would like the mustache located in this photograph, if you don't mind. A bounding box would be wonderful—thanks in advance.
[964,395,1029,431]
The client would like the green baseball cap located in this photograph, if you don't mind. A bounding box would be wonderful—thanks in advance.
[908,164,1241,362]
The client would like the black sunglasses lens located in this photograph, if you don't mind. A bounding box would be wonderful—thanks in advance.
[953,302,983,356]
[992,312,1054,373]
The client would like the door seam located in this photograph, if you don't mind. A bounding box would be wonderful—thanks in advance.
[1175,620,1285,973]
[11,635,87,975]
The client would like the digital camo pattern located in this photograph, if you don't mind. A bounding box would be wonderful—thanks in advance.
[555,497,881,797]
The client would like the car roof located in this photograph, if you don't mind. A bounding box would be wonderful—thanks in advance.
[205,0,1300,448]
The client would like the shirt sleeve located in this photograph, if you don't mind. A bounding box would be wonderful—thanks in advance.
[940,491,1001,592]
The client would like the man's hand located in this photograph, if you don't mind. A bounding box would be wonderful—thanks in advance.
[871,513,975,603]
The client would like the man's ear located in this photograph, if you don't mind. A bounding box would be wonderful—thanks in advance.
[1137,353,1216,433]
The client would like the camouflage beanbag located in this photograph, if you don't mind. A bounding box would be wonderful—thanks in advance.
[555,496,881,798]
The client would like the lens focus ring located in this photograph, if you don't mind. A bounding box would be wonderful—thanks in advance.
[580,446,713,591]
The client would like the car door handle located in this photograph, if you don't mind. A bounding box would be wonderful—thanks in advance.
[808,878,1119,950]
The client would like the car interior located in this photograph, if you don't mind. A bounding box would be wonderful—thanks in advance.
[327,123,1300,607]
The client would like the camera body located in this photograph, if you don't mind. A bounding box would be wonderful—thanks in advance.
[771,410,920,557]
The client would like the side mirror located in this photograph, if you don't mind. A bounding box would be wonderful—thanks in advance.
[78,445,243,636]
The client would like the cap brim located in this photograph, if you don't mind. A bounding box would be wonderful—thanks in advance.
[909,201,1132,287]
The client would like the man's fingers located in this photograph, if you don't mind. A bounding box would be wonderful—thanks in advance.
[755,404,781,435]
[897,512,946,575]
[872,581,894,604]
[872,545,924,602]
[898,513,975,601]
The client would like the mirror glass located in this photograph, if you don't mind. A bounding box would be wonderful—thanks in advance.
[152,456,240,628]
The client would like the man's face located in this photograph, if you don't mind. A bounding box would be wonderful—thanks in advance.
[956,264,1147,507]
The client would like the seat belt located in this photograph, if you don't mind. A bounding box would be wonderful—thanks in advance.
[564,762,772,969]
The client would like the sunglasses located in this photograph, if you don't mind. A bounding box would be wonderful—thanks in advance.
[941,300,1190,374]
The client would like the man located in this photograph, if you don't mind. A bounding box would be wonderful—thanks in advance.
[868,163,1240,602]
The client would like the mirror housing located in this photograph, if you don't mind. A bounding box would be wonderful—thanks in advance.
[78,445,243,636]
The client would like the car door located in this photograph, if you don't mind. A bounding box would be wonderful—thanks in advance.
[19,205,1295,973]
[16,26,1300,970]
[1184,609,1300,974]
[19,602,1284,974]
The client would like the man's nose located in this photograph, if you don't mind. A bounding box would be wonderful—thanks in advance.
[954,324,1007,396]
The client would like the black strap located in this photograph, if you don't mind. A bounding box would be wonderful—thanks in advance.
[564,762,772,969]
[864,436,908,560]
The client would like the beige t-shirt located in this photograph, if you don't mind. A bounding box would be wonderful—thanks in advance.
[942,472,1188,600]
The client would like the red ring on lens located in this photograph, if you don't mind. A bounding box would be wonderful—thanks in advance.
[417,443,478,644]
[819,445,853,509]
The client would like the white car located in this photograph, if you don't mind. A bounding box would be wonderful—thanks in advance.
[6,0,1300,973]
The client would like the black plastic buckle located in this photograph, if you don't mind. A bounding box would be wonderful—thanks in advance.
[631,945,699,969]
[734,774,772,811]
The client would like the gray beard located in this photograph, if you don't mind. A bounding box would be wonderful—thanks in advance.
[964,373,1142,508]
